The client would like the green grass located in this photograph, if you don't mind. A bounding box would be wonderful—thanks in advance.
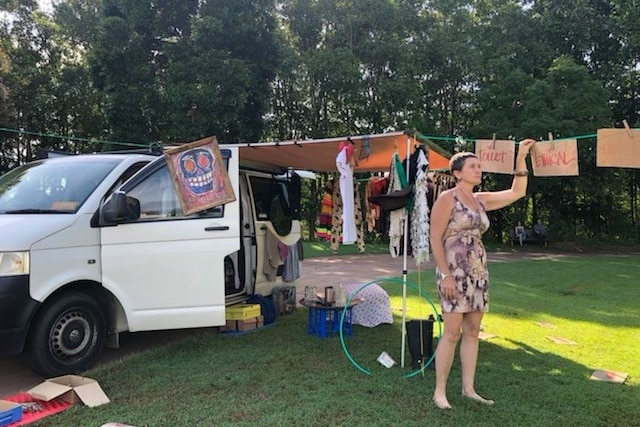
[34,254,640,427]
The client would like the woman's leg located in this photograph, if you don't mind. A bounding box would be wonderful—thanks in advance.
[460,311,494,405]
[433,312,462,409]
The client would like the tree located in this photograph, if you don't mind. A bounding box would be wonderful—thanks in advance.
[520,56,612,238]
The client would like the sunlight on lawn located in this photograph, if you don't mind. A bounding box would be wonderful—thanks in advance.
[373,275,638,387]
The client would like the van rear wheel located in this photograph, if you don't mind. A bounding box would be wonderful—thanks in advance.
[25,292,106,377]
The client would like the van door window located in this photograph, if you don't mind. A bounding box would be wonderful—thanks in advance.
[127,165,224,221]
[103,161,151,200]
[249,176,293,236]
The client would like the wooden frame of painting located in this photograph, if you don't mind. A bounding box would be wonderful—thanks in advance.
[164,136,236,215]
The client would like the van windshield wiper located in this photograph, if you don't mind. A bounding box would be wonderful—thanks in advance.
[3,209,70,214]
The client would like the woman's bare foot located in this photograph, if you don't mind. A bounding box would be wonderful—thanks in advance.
[461,391,494,406]
[433,396,452,409]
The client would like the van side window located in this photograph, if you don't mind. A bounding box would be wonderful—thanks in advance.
[104,161,150,200]
[249,176,292,235]
[127,166,224,221]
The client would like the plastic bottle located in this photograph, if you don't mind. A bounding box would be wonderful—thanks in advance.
[335,284,347,306]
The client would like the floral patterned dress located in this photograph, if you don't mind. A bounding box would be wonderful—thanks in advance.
[437,191,490,313]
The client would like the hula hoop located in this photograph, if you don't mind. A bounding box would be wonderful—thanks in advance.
[338,277,442,378]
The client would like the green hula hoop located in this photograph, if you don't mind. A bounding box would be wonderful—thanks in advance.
[338,277,442,378]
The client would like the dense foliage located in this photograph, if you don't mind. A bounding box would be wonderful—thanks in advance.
[1,0,639,242]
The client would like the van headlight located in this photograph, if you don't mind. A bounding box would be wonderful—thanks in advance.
[0,252,29,276]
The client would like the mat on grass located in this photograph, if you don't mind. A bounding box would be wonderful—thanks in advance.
[590,370,628,384]
[545,336,577,345]
[534,321,556,329]
[478,331,496,340]
[2,392,71,426]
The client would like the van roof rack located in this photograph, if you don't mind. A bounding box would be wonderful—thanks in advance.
[35,145,163,160]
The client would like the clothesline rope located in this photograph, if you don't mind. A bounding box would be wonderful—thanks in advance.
[0,126,144,149]
[2,126,638,151]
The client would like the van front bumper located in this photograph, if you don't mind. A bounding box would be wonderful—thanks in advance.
[0,275,40,355]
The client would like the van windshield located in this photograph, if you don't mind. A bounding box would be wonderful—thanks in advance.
[0,158,121,214]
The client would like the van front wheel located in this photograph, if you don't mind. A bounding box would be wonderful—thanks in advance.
[25,292,106,377]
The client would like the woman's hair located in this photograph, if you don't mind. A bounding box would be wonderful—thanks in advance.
[449,152,477,176]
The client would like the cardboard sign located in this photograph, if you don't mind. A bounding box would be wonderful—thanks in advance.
[475,139,515,174]
[531,139,579,176]
[597,128,640,168]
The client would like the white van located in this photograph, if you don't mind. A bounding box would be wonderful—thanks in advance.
[0,146,301,376]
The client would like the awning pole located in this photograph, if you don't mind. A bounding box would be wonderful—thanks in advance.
[400,134,411,368]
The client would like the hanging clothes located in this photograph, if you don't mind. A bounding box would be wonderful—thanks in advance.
[387,152,408,258]
[264,230,281,281]
[336,141,357,244]
[315,179,334,241]
[283,240,301,282]
[366,176,388,234]
[359,135,371,161]
[330,175,343,252]
[410,147,430,266]
[354,180,366,252]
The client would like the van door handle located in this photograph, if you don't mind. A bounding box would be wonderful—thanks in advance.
[205,226,230,231]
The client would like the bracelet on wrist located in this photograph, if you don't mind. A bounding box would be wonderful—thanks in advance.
[513,170,529,177]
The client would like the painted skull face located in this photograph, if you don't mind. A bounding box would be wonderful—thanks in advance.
[179,148,214,194]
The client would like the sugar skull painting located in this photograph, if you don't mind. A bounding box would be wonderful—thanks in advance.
[179,148,215,195]
[164,136,236,215]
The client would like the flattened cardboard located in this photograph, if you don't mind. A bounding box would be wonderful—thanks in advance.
[478,331,496,340]
[27,381,71,402]
[531,139,579,176]
[597,128,640,168]
[590,370,628,384]
[27,375,110,407]
[534,321,556,329]
[475,139,515,174]
[545,336,577,345]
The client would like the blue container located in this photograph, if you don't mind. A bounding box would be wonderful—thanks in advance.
[0,400,22,427]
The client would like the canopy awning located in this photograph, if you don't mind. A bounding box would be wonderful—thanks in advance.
[227,131,451,173]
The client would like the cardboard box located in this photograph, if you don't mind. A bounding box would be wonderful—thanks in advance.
[0,400,22,427]
[223,315,264,332]
[27,375,110,407]
[226,303,261,320]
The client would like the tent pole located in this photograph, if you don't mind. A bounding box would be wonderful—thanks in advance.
[400,134,411,368]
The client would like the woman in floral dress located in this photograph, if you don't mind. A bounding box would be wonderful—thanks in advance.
[429,138,535,409]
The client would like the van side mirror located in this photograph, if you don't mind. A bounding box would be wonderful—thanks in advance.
[102,191,140,223]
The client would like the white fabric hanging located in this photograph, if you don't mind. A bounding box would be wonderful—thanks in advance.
[411,148,430,266]
[336,146,357,244]
[388,153,404,258]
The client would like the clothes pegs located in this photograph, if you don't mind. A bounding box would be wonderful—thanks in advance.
[491,133,496,150]
[623,120,633,138]
[548,132,555,150]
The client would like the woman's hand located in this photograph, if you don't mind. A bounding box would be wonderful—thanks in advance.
[441,276,456,300]
[518,138,535,157]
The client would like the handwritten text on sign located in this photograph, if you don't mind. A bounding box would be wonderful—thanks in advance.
[531,139,579,176]
[474,139,515,174]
